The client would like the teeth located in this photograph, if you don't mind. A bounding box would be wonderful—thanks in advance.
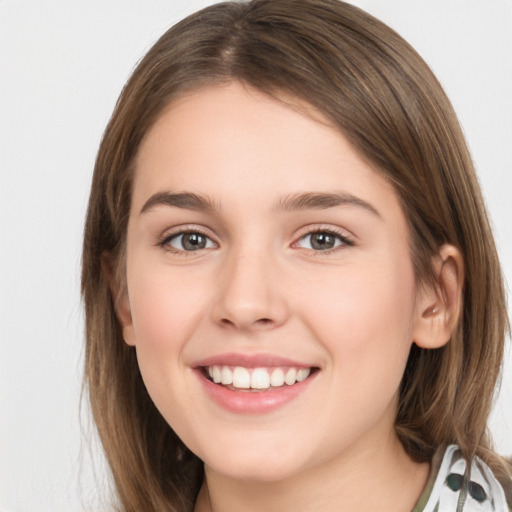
[221,366,233,385]
[296,368,311,382]
[284,368,297,385]
[232,367,251,389]
[205,365,312,390]
[251,368,270,390]
[270,368,285,387]
[212,366,222,384]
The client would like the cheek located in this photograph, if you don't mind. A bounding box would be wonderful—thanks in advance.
[297,257,417,446]
[128,262,208,347]
[125,260,212,399]
[302,253,416,379]
[125,266,210,429]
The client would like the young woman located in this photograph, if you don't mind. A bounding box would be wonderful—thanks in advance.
[81,0,512,510]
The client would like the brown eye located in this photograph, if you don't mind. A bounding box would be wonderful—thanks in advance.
[168,232,214,251]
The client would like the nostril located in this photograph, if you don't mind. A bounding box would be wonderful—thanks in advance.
[219,317,273,330]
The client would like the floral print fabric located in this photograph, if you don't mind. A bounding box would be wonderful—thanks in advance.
[414,445,511,512]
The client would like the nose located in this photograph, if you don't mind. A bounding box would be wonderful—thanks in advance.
[211,248,289,332]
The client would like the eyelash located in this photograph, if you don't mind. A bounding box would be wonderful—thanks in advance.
[156,226,355,255]
[157,227,217,255]
[294,226,355,254]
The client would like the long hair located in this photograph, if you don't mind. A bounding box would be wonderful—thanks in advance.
[81,1,509,510]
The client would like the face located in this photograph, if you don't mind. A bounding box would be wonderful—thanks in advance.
[121,82,424,482]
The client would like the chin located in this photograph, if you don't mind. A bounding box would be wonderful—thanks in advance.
[207,455,303,482]
[198,434,311,482]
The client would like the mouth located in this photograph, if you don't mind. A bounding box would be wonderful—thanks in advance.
[202,365,318,392]
[192,353,320,413]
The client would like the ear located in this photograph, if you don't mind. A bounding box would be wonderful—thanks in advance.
[101,253,137,346]
[413,244,464,349]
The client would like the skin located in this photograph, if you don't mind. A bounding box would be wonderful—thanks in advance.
[116,82,463,512]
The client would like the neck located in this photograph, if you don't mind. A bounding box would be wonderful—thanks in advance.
[194,434,430,512]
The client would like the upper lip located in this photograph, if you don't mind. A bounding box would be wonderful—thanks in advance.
[192,352,315,369]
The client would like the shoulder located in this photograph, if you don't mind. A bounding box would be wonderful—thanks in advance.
[414,445,512,512]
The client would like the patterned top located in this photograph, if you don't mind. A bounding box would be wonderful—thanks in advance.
[412,445,512,512]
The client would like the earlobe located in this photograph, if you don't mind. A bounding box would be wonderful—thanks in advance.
[413,244,464,350]
[101,253,137,346]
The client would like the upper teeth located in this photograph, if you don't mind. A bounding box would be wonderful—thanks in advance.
[207,365,311,390]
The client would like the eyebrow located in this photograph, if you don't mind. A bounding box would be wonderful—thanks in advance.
[140,192,216,215]
[277,192,381,217]
[139,190,380,218]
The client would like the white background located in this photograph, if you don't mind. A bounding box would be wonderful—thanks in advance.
[1,1,511,510]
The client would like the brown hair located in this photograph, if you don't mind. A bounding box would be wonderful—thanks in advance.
[81,0,509,510]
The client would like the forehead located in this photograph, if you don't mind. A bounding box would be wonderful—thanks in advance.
[132,81,401,220]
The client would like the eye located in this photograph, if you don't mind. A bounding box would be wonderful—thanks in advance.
[296,230,353,251]
[163,231,216,252]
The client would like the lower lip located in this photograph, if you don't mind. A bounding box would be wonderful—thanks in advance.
[195,369,318,414]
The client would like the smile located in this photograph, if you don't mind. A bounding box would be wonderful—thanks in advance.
[205,365,312,390]
[192,354,319,414]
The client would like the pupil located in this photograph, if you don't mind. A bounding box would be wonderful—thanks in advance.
[311,233,334,250]
[183,233,206,251]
